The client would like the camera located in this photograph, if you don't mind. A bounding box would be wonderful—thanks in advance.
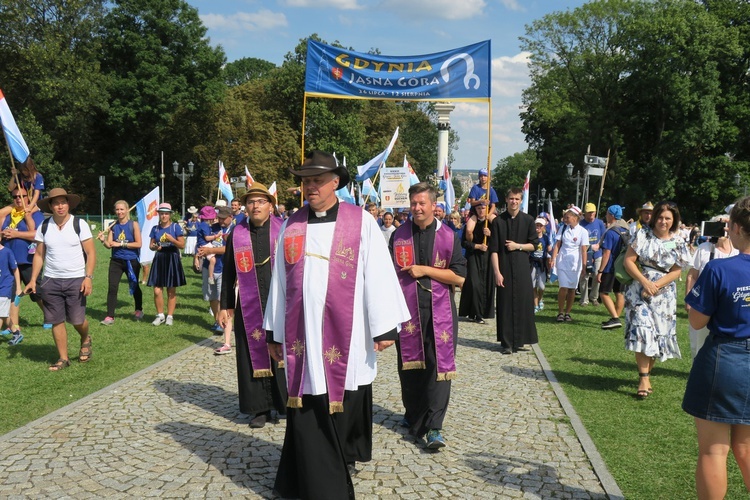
[701,221,725,243]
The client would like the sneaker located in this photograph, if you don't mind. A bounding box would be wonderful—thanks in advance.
[0,328,11,337]
[134,310,144,321]
[579,300,589,306]
[100,316,115,326]
[591,299,600,306]
[212,323,224,334]
[43,323,52,330]
[214,343,232,355]
[165,316,174,326]
[426,429,446,449]
[152,315,165,326]
[208,276,215,285]
[601,318,622,330]
[539,301,544,310]
[534,305,540,314]
[8,331,23,345]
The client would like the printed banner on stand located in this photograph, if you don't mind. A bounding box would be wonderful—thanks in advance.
[380,167,410,209]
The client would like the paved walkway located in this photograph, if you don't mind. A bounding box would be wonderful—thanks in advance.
[0,316,623,499]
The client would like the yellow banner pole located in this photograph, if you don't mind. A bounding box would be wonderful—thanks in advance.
[483,101,492,245]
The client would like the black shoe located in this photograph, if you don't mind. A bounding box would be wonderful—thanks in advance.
[500,347,512,355]
[399,417,410,428]
[249,413,268,428]
[347,462,359,476]
[513,347,530,352]
[601,317,622,330]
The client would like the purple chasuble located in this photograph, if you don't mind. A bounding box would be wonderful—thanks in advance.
[392,221,457,381]
[233,216,282,377]
[282,203,362,414]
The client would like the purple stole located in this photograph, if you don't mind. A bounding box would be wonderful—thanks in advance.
[233,216,282,377]
[283,203,362,414]
[392,220,457,381]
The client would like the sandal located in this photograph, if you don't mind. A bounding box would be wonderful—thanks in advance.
[49,358,70,371]
[79,337,92,363]
[564,313,573,322]
[635,389,650,399]
[556,313,565,323]
[638,372,652,395]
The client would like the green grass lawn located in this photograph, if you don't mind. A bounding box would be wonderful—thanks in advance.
[0,242,217,435]
[537,275,747,499]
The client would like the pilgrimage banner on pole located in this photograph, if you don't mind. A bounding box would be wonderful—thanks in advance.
[305,40,491,102]
[380,167,410,209]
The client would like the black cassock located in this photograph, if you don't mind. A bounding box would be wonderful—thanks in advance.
[458,217,495,321]
[221,220,287,417]
[489,211,539,350]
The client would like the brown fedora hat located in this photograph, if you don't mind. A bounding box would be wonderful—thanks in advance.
[38,188,81,213]
[289,150,350,186]
[240,182,276,205]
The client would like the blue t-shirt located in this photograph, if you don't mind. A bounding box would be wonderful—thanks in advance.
[233,213,246,226]
[185,219,199,237]
[201,224,230,274]
[468,184,499,205]
[2,210,44,265]
[110,220,139,261]
[149,223,183,249]
[0,246,18,298]
[580,218,606,259]
[23,173,44,194]
[685,254,750,339]
[600,226,628,273]
[196,221,214,247]
[531,233,551,261]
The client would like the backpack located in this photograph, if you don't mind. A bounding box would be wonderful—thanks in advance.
[611,227,633,285]
[41,216,87,261]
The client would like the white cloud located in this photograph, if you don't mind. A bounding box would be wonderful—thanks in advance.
[280,0,364,9]
[491,52,531,97]
[379,0,486,20]
[200,9,288,32]
[497,0,524,12]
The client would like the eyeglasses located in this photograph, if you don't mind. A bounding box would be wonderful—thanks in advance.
[12,195,28,199]
[246,199,269,207]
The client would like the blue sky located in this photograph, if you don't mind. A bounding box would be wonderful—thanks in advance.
[188,0,587,171]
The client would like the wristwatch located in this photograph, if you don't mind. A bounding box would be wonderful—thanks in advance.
[85,274,94,280]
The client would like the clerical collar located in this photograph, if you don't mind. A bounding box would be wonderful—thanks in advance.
[308,200,339,224]
[249,217,270,232]
[414,218,437,233]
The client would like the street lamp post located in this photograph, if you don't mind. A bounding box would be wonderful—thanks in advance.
[173,161,195,220]
[540,187,560,214]
[566,163,583,208]
[735,173,748,197]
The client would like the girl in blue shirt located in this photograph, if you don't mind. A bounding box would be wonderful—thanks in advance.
[683,196,750,499]
[98,201,142,325]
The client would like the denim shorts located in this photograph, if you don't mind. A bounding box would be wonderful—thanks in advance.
[683,333,750,424]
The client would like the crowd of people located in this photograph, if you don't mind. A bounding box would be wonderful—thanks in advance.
[4,153,750,498]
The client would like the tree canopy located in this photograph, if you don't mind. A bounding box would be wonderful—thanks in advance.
[519,0,749,221]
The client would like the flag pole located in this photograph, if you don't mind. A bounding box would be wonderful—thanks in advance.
[362,163,383,207]
[299,94,309,207]
[483,101,492,245]
[596,149,610,214]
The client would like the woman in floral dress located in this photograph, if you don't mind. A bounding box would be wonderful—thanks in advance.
[623,201,691,398]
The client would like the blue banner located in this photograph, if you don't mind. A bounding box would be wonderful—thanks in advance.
[305,40,491,101]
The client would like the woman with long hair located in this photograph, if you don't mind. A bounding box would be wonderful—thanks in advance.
[623,201,691,398]
[683,197,750,498]
[97,200,143,325]
[8,157,44,212]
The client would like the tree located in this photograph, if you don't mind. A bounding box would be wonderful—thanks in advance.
[492,150,542,206]
[223,57,277,87]
[94,0,226,207]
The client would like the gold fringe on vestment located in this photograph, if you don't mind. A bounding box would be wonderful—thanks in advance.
[329,401,344,414]
[278,360,285,369]
[253,369,273,378]
[287,397,303,408]
[436,371,457,381]
[401,361,426,370]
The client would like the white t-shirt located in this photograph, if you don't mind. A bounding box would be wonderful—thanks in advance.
[555,224,589,273]
[35,216,93,278]
[264,213,410,395]
[380,224,396,243]
[691,241,738,274]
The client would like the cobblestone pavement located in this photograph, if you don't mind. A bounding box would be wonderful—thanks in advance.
[0,316,620,499]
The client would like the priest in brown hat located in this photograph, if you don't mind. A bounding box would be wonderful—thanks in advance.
[217,182,287,428]
[264,151,410,499]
